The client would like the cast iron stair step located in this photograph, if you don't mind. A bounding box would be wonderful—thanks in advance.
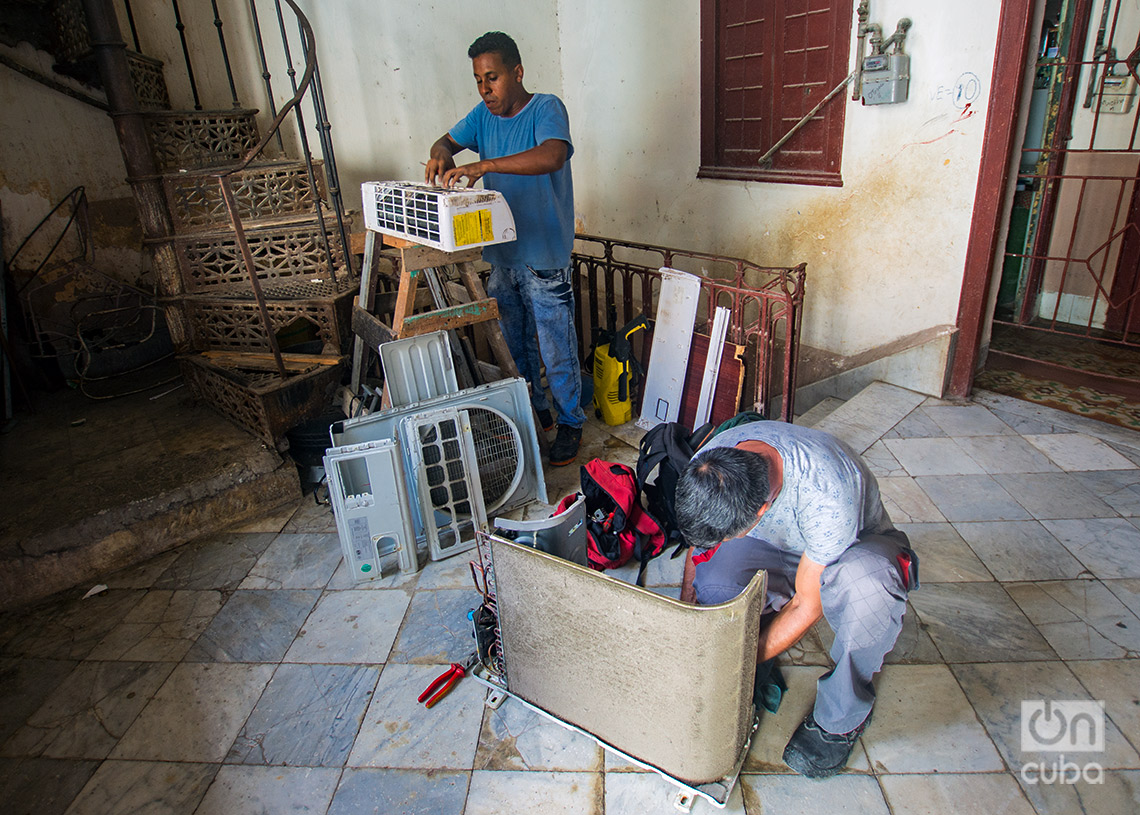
[163,159,328,231]
[144,108,264,172]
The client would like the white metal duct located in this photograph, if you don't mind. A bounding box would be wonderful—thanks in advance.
[487,535,765,786]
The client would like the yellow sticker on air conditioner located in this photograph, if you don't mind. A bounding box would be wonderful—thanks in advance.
[453,209,495,246]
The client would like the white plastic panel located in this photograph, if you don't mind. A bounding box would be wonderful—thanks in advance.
[380,330,458,407]
[638,267,702,431]
[324,439,418,578]
[362,181,517,252]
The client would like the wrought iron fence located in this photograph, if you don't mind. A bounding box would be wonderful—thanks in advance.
[571,235,806,422]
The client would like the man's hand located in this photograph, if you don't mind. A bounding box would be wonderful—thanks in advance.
[425,134,462,185]
[756,553,825,662]
[441,161,491,188]
[436,139,569,188]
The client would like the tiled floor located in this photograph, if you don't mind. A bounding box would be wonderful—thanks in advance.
[2,384,1140,814]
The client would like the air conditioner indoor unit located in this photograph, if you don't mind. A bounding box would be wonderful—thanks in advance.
[362,181,516,252]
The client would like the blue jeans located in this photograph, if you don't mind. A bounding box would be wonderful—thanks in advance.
[486,264,585,428]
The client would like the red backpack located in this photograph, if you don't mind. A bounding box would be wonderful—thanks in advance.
[577,458,666,586]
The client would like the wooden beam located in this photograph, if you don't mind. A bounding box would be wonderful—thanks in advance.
[400,299,500,336]
[201,350,342,372]
[386,244,483,273]
[352,306,397,349]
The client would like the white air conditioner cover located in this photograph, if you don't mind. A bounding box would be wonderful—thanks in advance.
[362,181,516,252]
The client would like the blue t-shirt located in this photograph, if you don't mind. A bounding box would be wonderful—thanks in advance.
[449,93,575,270]
[696,422,892,565]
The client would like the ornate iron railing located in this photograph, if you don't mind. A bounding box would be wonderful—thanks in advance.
[571,235,806,422]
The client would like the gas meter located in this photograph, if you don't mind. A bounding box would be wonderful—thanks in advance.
[861,53,910,105]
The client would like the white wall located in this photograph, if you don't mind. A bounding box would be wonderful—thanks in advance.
[557,0,1002,359]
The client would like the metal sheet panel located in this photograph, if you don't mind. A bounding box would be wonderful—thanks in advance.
[489,537,765,785]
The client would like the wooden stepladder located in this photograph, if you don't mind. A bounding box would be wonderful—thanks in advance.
[349,231,522,396]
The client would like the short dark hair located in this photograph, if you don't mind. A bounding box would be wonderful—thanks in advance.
[468,31,522,67]
[675,447,770,549]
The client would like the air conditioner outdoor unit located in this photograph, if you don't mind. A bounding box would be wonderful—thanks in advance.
[361,181,516,252]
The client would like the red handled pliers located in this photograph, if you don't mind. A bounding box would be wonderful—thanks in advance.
[418,653,479,709]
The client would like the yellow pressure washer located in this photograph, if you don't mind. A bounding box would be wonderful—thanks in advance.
[592,311,649,426]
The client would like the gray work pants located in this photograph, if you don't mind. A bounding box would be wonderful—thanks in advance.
[691,530,912,734]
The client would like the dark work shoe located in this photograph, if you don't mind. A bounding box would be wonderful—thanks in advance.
[782,710,871,779]
[536,408,555,433]
[549,424,583,467]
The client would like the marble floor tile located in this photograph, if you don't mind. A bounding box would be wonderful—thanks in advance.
[0,589,145,661]
[1016,768,1140,815]
[883,601,944,664]
[740,773,890,814]
[744,665,869,774]
[877,477,947,524]
[0,756,100,815]
[1104,578,1140,616]
[0,658,79,744]
[225,501,297,534]
[282,497,339,534]
[185,589,319,663]
[475,696,603,772]
[1043,518,1140,579]
[228,663,378,767]
[1074,469,1140,516]
[883,409,948,439]
[285,588,411,664]
[414,555,482,590]
[88,590,223,662]
[1006,581,1140,660]
[951,434,1061,474]
[913,475,1032,523]
[953,521,1086,581]
[1024,433,1137,471]
[878,773,1035,815]
[897,522,993,582]
[347,663,483,770]
[463,770,603,815]
[993,472,1118,520]
[110,662,274,762]
[100,550,180,590]
[909,583,1056,662]
[327,768,468,815]
[783,620,836,668]
[1,661,173,759]
[883,438,985,477]
[1068,660,1140,754]
[238,532,341,589]
[860,664,1003,773]
[922,405,1015,437]
[387,588,482,665]
[952,661,1140,770]
[326,555,421,591]
[605,771,745,814]
[862,441,907,478]
[62,760,216,815]
[193,765,340,815]
[154,533,277,591]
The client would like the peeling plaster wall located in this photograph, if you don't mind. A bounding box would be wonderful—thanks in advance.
[556,0,1002,362]
[0,42,142,281]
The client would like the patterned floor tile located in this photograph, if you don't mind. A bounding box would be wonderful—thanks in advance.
[193,765,340,815]
[1023,433,1137,471]
[238,533,342,589]
[227,663,379,767]
[605,770,745,814]
[463,770,603,815]
[347,663,483,770]
[909,583,1056,662]
[474,696,603,772]
[88,590,223,662]
[327,768,468,815]
[1,661,173,759]
[1043,518,1140,579]
[878,773,1035,815]
[897,522,993,582]
[388,588,482,665]
[1006,581,1140,660]
[740,773,890,814]
[62,760,216,814]
[110,663,274,762]
[914,475,1032,523]
[285,588,411,664]
[0,756,100,815]
[993,472,1118,520]
[860,664,1003,773]
[953,521,1086,581]
[185,590,319,663]
[154,533,277,591]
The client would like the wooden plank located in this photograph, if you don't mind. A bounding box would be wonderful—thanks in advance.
[400,298,500,336]
[349,230,368,256]
[201,350,343,372]
[677,333,745,429]
[352,306,397,349]
[391,266,419,335]
[388,244,483,272]
[456,261,520,379]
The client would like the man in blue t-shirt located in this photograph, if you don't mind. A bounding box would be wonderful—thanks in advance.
[425,31,586,466]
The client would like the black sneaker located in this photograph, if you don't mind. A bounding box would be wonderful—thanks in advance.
[549,424,582,467]
[782,709,871,779]
[536,408,555,433]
